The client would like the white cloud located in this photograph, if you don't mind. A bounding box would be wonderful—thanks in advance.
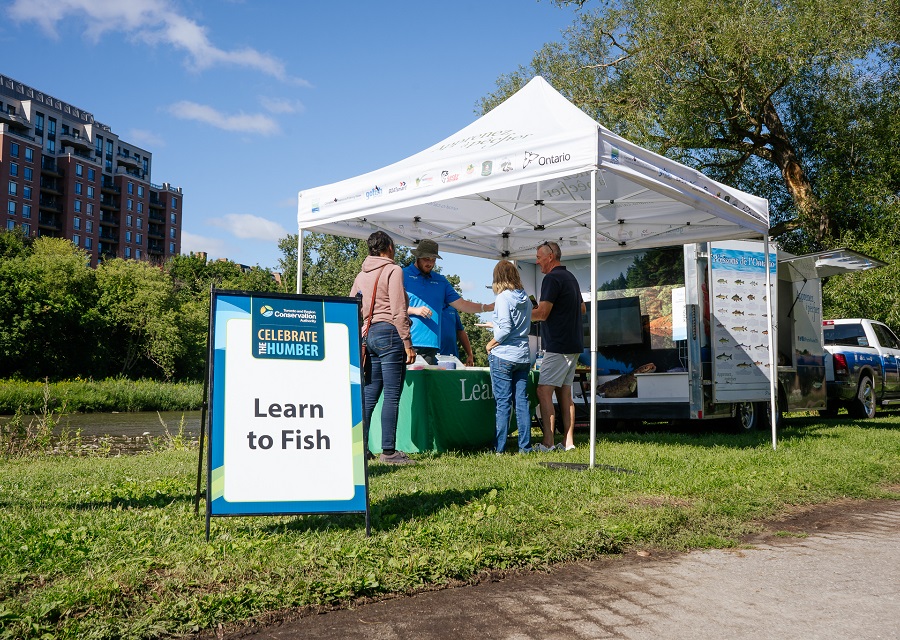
[180,230,229,258]
[127,128,165,148]
[208,214,287,241]
[260,97,305,115]
[167,101,279,136]
[8,0,311,85]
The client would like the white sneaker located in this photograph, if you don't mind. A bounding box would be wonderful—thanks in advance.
[556,444,576,451]
[534,443,555,453]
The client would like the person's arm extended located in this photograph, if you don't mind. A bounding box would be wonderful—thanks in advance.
[450,298,493,314]
[532,300,553,322]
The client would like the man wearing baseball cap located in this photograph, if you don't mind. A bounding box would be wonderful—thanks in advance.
[403,239,493,365]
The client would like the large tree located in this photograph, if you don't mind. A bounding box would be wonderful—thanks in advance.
[482,0,898,251]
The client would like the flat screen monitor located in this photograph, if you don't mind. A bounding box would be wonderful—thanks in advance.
[584,296,645,347]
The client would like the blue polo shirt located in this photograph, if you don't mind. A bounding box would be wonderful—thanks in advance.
[440,305,464,357]
[403,263,461,349]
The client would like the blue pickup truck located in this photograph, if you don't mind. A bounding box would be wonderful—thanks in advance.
[821,318,900,418]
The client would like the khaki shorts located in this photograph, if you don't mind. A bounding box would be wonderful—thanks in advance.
[538,352,580,387]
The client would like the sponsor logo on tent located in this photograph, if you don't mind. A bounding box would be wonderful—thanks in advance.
[440,170,460,183]
[415,173,434,188]
[523,150,572,169]
[501,158,513,172]
[365,185,382,199]
[388,182,407,194]
[481,161,492,176]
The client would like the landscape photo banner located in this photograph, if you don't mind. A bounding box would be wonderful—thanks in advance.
[207,290,367,516]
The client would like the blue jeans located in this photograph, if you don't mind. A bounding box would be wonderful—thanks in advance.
[363,322,407,452]
[489,353,532,453]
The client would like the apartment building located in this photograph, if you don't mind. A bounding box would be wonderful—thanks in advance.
[0,74,182,266]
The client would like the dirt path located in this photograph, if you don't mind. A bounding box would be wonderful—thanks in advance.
[214,499,900,640]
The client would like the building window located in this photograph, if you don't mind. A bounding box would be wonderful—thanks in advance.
[106,140,113,155]
[75,182,83,195]
[171,197,178,209]
[73,234,80,246]
[8,181,16,196]
[9,163,18,177]
[87,186,94,198]
[127,182,133,195]
[137,186,144,197]
[88,168,95,181]
[23,186,31,200]
[74,200,82,213]
[105,160,112,172]
[86,203,94,215]
[86,220,93,233]
[74,217,81,230]
[136,233,142,245]
[6,220,13,231]
[137,202,143,213]
[169,242,175,253]
[24,148,33,162]
[22,205,31,219]
[35,112,44,136]
[48,118,56,137]
[47,139,55,153]
[127,198,133,211]
[126,215,132,226]
[24,167,33,181]
[85,237,92,249]
[125,247,131,258]
[126,231,132,242]
[170,213,177,224]
[170,227,176,239]
[7,201,15,215]
[136,249,142,260]
[137,217,143,229]
[76,164,83,177]
[10,143,19,157]
[22,223,30,236]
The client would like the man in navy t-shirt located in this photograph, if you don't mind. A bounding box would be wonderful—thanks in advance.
[404,239,491,364]
[440,304,475,366]
[531,241,585,452]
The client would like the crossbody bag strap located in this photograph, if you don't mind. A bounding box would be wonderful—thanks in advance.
[363,265,388,337]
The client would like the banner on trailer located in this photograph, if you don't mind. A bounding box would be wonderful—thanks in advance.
[207,290,367,516]
[709,241,777,403]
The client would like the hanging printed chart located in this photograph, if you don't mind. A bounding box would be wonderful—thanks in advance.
[708,241,777,403]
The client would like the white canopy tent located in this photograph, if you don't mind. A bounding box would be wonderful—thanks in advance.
[297,77,775,461]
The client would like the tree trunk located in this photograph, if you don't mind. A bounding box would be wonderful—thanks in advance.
[762,99,830,245]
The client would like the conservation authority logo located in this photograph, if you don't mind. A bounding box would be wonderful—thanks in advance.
[260,305,274,318]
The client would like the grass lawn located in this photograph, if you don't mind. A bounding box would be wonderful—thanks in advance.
[1,414,899,639]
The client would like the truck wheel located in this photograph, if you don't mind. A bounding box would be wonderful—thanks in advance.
[849,375,876,419]
[733,402,763,431]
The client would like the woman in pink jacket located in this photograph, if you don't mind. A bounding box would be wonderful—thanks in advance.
[350,231,417,465]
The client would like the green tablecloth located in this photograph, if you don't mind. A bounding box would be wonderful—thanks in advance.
[368,368,538,453]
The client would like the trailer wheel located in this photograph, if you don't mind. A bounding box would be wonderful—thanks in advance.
[848,375,876,419]
[733,402,763,431]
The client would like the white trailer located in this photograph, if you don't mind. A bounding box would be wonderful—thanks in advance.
[520,242,880,429]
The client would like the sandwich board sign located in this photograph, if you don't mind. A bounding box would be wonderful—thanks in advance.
[203,289,369,537]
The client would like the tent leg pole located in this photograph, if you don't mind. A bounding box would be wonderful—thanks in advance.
[590,170,598,469]
[297,229,304,294]
[764,235,777,450]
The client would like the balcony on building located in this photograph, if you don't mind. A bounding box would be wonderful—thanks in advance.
[98,242,118,261]
[40,157,62,176]
[1,122,36,142]
[38,213,62,231]
[100,176,121,194]
[0,111,30,132]
[148,240,164,255]
[99,228,119,241]
[60,131,92,152]
[116,152,140,169]
[38,196,62,212]
[99,212,119,227]
[39,177,62,196]
[99,193,119,210]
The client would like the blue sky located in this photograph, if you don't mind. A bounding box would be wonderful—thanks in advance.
[1,0,578,303]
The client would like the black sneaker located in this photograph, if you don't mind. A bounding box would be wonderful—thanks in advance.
[379,451,417,465]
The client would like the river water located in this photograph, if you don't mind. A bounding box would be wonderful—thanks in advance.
[1,410,203,454]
